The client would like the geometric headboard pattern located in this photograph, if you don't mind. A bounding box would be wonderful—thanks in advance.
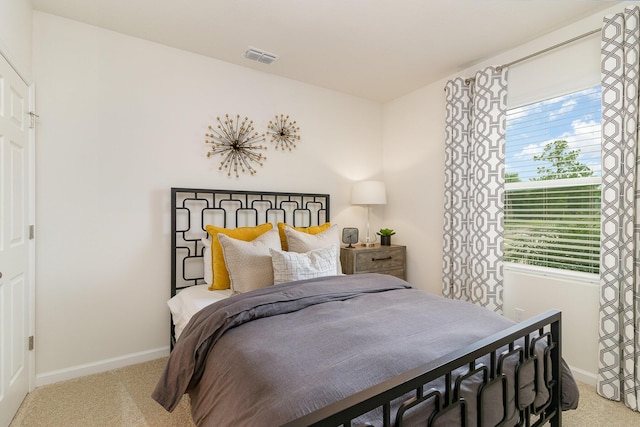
[171,187,330,296]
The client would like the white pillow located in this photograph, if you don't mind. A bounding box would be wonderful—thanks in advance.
[218,229,281,293]
[284,224,342,274]
[270,245,338,284]
[202,238,212,285]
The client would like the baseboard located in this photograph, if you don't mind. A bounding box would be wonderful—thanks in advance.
[35,346,170,387]
[34,347,598,390]
[569,365,597,386]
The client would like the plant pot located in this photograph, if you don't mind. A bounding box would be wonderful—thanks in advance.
[380,235,391,246]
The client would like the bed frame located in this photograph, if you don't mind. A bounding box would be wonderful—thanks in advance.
[171,187,330,295]
[170,187,563,427]
[284,310,563,427]
[170,187,330,344]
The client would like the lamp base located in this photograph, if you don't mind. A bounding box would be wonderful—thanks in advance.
[362,242,376,248]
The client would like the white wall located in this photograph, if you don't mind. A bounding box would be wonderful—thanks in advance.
[503,267,599,383]
[0,0,32,75]
[382,83,446,295]
[382,3,628,383]
[31,12,383,384]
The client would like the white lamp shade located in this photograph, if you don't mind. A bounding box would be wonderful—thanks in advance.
[351,180,387,205]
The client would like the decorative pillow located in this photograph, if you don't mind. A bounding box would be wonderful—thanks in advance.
[284,224,342,274]
[205,223,273,290]
[218,230,281,293]
[277,222,331,251]
[270,245,338,284]
[201,238,212,285]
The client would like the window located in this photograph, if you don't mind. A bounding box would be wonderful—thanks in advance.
[504,86,601,274]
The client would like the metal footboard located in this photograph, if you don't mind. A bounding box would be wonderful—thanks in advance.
[283,310,562,427]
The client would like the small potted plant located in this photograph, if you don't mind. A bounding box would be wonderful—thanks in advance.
[377,228,395,246]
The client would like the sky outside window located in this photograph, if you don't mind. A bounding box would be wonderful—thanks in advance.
[505,86,601,182]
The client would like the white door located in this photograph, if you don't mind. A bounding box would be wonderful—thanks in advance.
[0,51,33,427]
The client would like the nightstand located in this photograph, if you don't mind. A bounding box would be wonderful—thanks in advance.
[340,244,406,280]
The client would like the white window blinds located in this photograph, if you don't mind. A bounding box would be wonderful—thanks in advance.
[504,86,601,274]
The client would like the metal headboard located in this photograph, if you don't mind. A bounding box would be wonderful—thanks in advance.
[170,187,331,298]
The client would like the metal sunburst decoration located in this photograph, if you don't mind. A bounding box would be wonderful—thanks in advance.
[205,114,267,177]
[266,114,300,151]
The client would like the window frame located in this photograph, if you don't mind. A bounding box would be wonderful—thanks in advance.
[503,87,602,280]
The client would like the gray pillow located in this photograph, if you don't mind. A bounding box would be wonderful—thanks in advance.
[218,229,281,293]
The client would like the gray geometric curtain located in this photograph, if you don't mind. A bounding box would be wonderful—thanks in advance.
[598,6,640,412]
[443,67,508,314]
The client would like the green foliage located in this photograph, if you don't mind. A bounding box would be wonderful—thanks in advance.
[504,141,599,274]
[504,184,601,274]
[532,140,593,181]
[377,228,396,236]
[505,172,521,183]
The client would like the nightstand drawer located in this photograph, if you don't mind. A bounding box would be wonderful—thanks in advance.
[354,247,404,272]
[340,244,406,280]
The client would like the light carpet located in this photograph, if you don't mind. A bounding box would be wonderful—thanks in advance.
[9,357,640,426]
[10,358,193,427]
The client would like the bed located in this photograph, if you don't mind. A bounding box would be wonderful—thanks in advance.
[153,187,579,426]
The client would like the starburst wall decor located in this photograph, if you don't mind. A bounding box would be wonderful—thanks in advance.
[205,114,267,177]
[267,114,301,151]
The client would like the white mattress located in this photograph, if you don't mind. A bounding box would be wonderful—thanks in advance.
[168,285,233,340]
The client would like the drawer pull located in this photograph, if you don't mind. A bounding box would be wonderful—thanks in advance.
[372,256,392,262]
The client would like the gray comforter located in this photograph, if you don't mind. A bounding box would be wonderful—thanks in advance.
[153,273,578,426]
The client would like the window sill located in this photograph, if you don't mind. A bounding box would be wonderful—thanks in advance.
[504,262,599,285]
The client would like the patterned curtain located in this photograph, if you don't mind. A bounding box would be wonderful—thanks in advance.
[443,67,508,314]
[598,6,640,411]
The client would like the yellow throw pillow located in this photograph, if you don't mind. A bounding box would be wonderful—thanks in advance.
[205,223,273,290]
[277,222,331,251]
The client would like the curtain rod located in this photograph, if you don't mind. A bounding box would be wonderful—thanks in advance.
[447,27,601,89]
[496,27,601,71]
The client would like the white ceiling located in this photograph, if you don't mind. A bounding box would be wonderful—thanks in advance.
[31,0,619,102]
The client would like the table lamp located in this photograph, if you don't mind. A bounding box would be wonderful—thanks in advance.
[351,180,387,247]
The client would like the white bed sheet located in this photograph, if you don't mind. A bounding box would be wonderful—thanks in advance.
[168,285,233,340]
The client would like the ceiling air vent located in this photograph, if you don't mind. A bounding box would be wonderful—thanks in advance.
[244,47,279,65]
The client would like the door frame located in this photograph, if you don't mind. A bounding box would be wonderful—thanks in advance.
[27,81,35,393]
[0,41,36,393]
